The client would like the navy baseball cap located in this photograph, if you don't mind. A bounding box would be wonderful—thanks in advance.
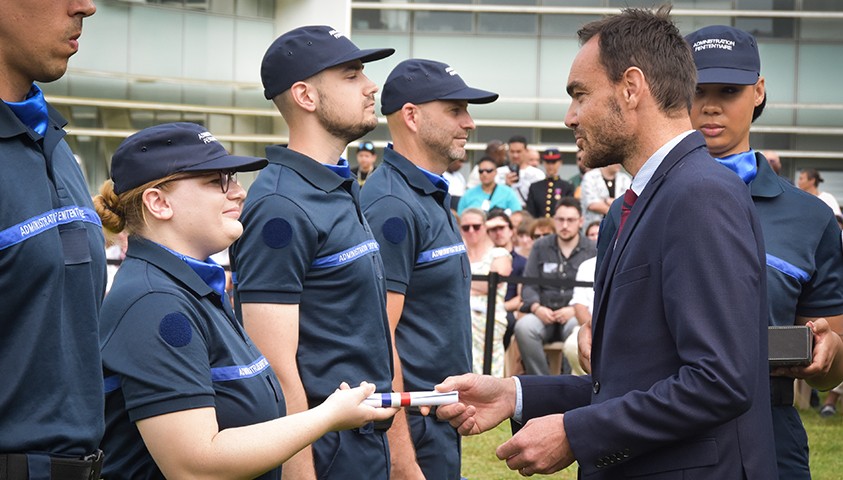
[381,59,499,115]
[111,122,268,195]
[685,25,760,85]
[261,25,394,99]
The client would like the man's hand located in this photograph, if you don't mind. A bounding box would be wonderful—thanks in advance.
[577,320,592,374]
[505,171,519,186]
[496,414,575,476]
[435,374,516,436]
[552,306,575,323]
[535,306,555,325]
[772,318,843,391]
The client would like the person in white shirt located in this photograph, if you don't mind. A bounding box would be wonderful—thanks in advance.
[496,135,545,207]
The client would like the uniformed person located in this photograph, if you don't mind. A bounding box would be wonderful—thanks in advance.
[96,122,395,479]
[685,26,843,479]
[230,26,396,480]
[361,59,497,479]
[0,2,105,479]
[524,148,575,218]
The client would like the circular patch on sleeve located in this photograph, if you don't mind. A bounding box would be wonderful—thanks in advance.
[159,312,193,348]
[382,217,407,244]
[262,218,293,249]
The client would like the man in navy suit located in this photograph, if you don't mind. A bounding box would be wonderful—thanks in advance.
[434,6,777,478]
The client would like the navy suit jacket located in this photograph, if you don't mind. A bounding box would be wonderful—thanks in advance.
[518,132,776,479]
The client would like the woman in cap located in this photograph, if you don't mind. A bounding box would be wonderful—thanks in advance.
[686,26,843,479]
[95,122,395,479]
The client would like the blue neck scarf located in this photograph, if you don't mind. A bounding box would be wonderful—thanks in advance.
[4,84,49,136]
[158,243,227,296]
[416,164,450,192]
[715,149,757,185]
[324,157,352,178]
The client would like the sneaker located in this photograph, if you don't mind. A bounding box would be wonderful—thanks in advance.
[820,405,836,417]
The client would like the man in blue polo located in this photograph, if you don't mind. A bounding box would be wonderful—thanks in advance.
[360,59,497,479]
[230,26,394,479]
[0,2,106,479]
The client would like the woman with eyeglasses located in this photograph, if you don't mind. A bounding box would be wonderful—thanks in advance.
[460,208,512,377]
[95,123,395,479]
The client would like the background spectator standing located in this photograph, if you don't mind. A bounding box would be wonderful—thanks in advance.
[580,164,631,227]
[798,168,842,217]
[461,208,512,377]
[443,156,467,211]
[467,139,507,189]
[514,198,596,375]
[525,148,575,218]
[496,135,545,207]
[458,157,522,215]
[352,140,378,187]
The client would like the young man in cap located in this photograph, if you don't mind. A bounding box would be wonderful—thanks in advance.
[686,25,843,479]
[0,2,106,479]
[353,140,377,186]
[524,148,575,218]
[230,26,395,480]
[360,58,497,480]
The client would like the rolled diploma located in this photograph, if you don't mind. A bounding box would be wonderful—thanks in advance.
[364,391,459,408]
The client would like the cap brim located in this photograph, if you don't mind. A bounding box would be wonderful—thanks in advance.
[329,47,395,70]
[697,67,759,85]
[184,155,269,173]
[440,86,499,104]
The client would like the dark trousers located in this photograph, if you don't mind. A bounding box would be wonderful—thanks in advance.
[312,425,389,480]
[771,405,811,480]
[408,413,462,480]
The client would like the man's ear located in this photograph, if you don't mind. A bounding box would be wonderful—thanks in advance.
[754,77,766,107]
[400,103,420,133]
[620,66,647,110]
[142,187,174,221]
[288,81,317,113]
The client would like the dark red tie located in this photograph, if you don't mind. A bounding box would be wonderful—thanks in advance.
[617,188,638,238]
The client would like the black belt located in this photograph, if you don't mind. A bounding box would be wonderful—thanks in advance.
[0,450,103,480]
[770,377,795,406]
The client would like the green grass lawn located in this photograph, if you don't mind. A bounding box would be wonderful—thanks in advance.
[461,405,842,479]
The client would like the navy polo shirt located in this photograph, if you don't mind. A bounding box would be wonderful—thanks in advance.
[0,102,106,456]
[751,153,843,325]
[360,147,472,390]
[230,145,393,402]
[100,237,284,479]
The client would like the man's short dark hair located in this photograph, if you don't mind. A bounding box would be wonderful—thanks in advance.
[477,156,497,167]
[508,135,528,147]
[553,196,582,216]
[802,168,823,185]
[577,5,696,115]
[487,208,513,228]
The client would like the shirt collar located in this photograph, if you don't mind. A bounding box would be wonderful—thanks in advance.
[749,150,785,198]
[324,157,353,178]
[383,145,447,195]
[4,84,49,136]
[155,243,227,296]
[265,145,349,192]
[630,130,695,195]
[125,236,217,297]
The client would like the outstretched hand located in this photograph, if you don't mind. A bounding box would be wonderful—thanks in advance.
[434,374,517,436]
[321,382,397,432]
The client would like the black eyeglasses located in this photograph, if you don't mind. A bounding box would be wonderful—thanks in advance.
[461,224,483,232]
[478,168,496,174]
[156,171,237,194]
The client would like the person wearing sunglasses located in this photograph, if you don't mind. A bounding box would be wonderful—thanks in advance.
[457,157,522,216]
[460,208,512,378]
[685,26,843,479]
[524,148,575,218]
[95,123,396,479]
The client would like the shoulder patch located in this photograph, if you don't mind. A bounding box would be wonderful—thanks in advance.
[262,218,293,249]
[159,312,192,348]
[382,217,407,244]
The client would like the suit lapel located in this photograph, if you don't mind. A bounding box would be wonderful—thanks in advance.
[590,133,709,365]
